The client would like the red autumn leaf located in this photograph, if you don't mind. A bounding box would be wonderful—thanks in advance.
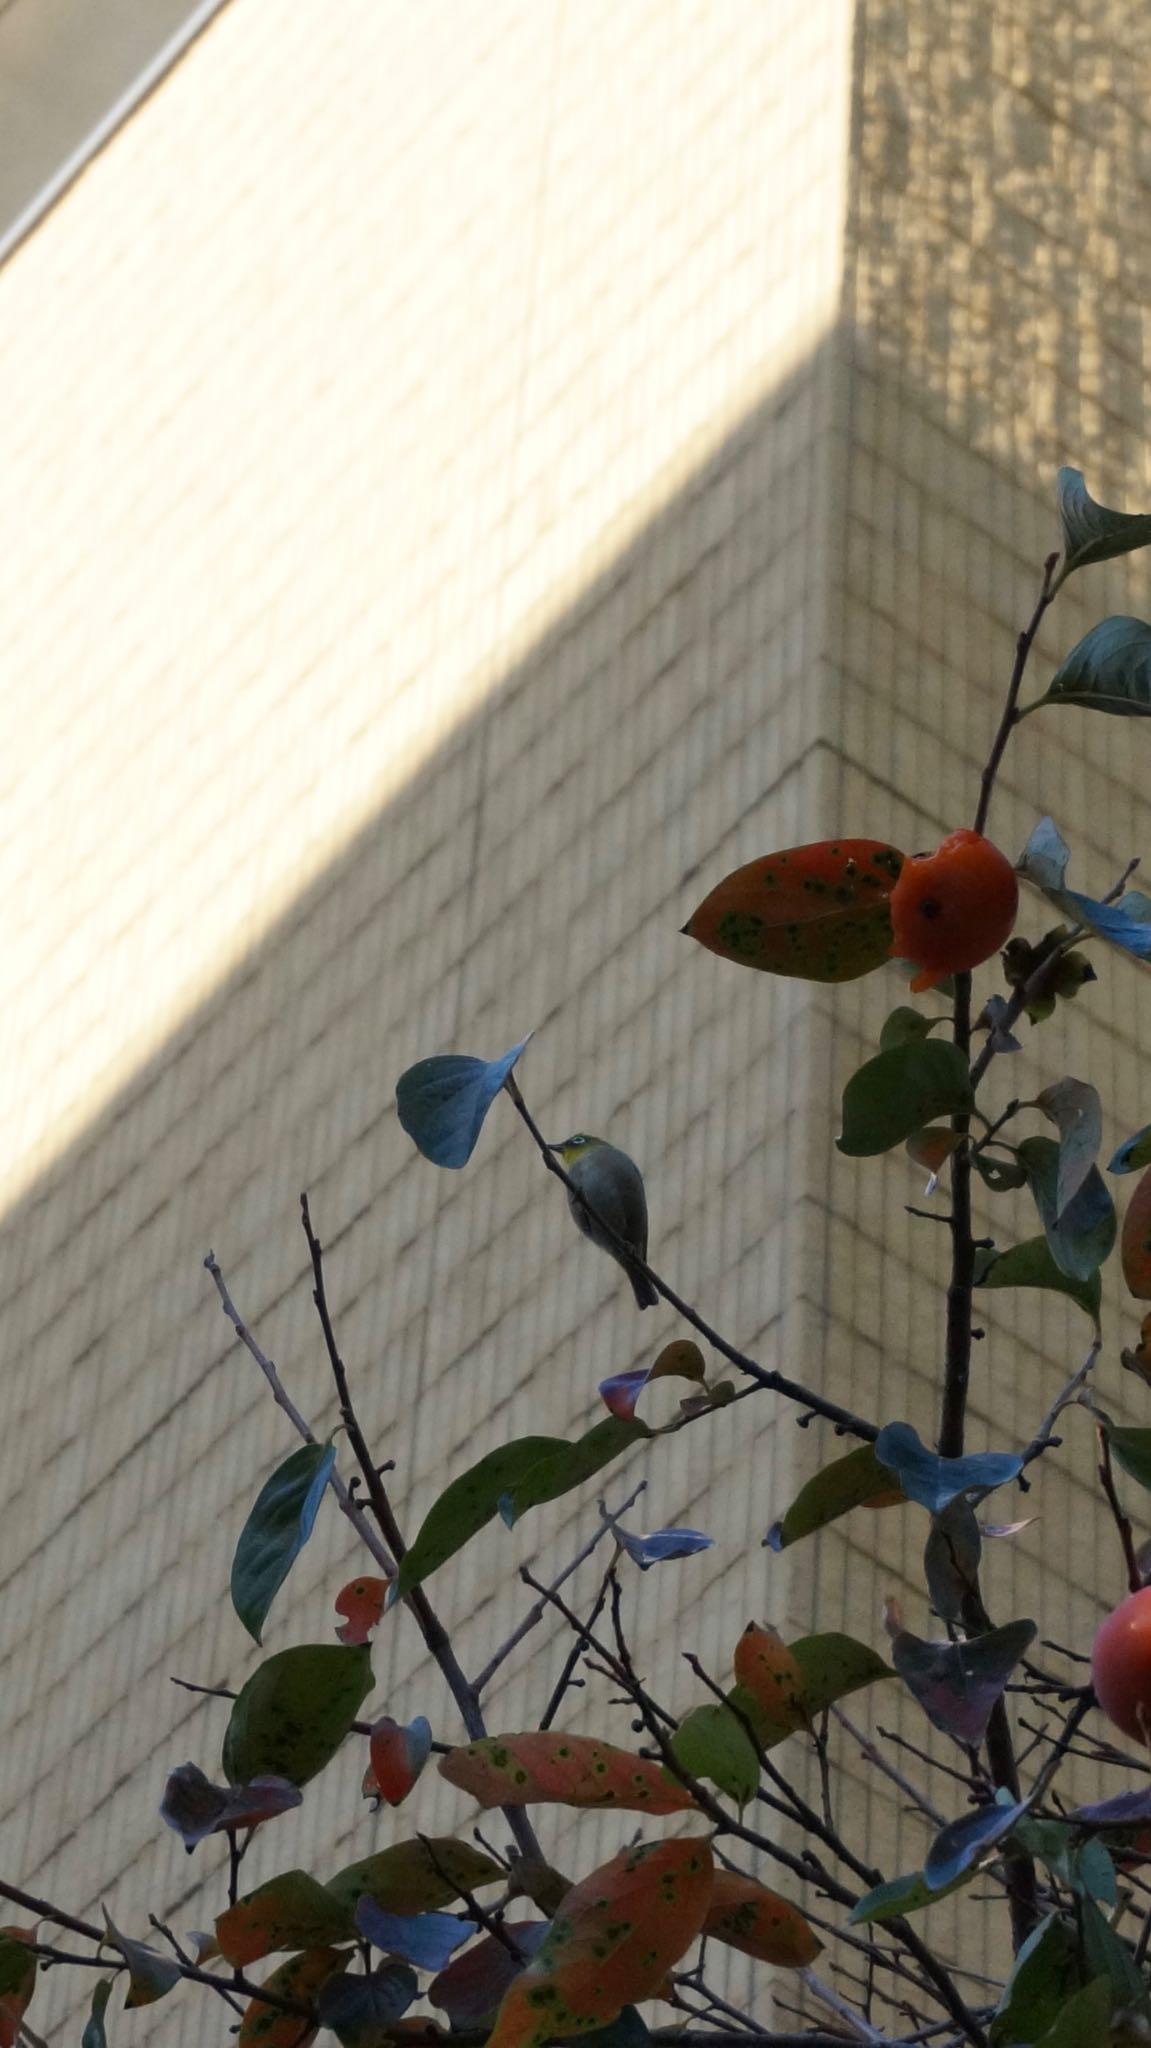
[365,1715,433,1806]
[237,1946,350,2046]
[702,1871,821,1969]
[334,1576,392,1645]
[0,1929,36,2048]
[732,1623,809,1734]
[683,839,904,983]
[487,1837,714,2048]
[438,1732,697,1814]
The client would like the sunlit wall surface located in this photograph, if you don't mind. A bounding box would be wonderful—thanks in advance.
[0,1,855,2036]
[1,0,1149,2035]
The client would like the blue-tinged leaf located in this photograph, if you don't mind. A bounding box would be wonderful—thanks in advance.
[1017,819,1151,964]
[82,1980,114,2048]
[354,1899,476,1970]
[1053,469,1151,589]
[1036,1078,1102,1218]
[231,1441,336,1645]
[875,1422,1022,1512]
[892,1620,1035,1749]
[1039,614,1151,714]
[1018,817,1071,893]
[616,1526,713,1570]
[1018,1136,1116,1281]
[396,1037,531,1168]
[924,1795,1026,1890]
[317,1964,420,2045]
[1110,1124,1151,1174]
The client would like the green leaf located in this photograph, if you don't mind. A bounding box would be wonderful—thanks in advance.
[1034,1977,1114,2048]
[849,1866,973,1925]
[395,1037,531,1168]
[837,1040,973,1157]
[325,1838,504,1919]
[1111,1123,1151,1173]
[216,1870,355,1965]
[990,1914,1084,2047]
[971,1150,1028,1193]
[1040,615,1151,716]
[82,1980,114,2048]
[1011,1821,1117,1905]
[394,1436,566,1597]
[875,1421,1022,1512]
[231,1442,336,1645]
[923,1500,982,1624]
[1105,1424,1151,1495]
[1053,467,1151,588]
[789,1633,893,1714]
[500,1416,650,1525]
[0,1937,33,1998]
[765,1443,904,1550]
[1036,1078,1103,1218]
[1018,1136,1116,1280]
[975,1236,1102,1326]
[879,1007,948,1052]
[1079,1891,1149,2012]
[672,1705,758,1806]
[222,1643,373,1788]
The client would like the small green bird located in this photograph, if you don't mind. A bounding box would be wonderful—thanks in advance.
[550,1133,658,1309]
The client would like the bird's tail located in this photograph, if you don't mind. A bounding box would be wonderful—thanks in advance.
[630,1267,659,1310]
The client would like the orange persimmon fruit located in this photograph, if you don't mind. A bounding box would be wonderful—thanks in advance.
[888,828,1018,993]
[1092,1586,1151,1745]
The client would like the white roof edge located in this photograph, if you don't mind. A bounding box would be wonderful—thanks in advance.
[0,0,234,271]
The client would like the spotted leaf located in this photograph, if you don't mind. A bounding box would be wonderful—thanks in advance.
[683,840,904,983]
[731,1623,809,1734]
[702,1871,821,1969]
[486,1837,714,2048]
[438,1733,696,1814]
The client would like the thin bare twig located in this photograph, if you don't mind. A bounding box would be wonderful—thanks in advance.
[473,1482,646,1695]
[832,1708,948,1829]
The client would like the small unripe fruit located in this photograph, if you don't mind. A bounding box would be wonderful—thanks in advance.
[1092,1586,1151,1743]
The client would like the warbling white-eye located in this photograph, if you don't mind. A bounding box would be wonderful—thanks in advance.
[550,1133,658,1309]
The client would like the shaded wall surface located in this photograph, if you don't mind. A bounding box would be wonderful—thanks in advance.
[0,2,854,2037]
[2,0,1151,2035]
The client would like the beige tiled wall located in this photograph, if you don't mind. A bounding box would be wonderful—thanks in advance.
[0,0,857,2037]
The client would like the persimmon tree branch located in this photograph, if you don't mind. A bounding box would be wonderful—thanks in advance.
[206,1233,544,1866]
[503,1076,880,1443]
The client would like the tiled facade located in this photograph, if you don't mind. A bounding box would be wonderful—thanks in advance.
[1,0,1149,2037]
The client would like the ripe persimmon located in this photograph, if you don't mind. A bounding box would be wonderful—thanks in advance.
[888,828,1018,992]
[1092,1586,1151,1744]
